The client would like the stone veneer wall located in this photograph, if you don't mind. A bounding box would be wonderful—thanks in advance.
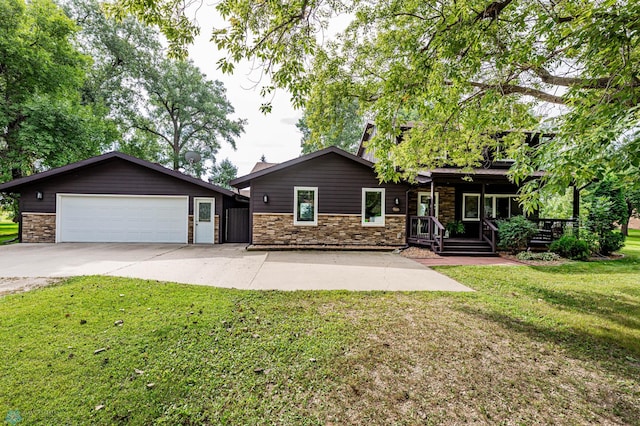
[22,213,56,243]
[252,213,406,246]
[188,214,220,244]
[436,186,456,226]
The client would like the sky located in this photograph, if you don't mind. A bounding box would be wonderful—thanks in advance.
[185,5,304,176]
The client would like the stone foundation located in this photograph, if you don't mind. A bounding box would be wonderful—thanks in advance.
[252,213,406,246]
[22,213,56,243]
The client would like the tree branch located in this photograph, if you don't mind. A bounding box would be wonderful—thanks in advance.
[467,81,566,104]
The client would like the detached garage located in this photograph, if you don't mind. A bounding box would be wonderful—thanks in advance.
[0,152,249,244]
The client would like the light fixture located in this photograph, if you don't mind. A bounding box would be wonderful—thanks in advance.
[263,194,269,203]
[394,197,400,206]
[36,191,43,200]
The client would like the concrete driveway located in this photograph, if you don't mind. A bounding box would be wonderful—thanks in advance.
[0,243,472,292]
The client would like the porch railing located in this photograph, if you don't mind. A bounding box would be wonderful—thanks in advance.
[529,218,579,244]
[408,216,445,252]
[482,218,498,253]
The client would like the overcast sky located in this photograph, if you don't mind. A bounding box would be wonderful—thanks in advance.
[185,5,303,176]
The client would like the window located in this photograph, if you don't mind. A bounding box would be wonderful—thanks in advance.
[417,192,439,217]
[362,188,385,226]
[463,194,480,221]
[198,201,211,222]
[463,193,520,221]
[294,187,318,226]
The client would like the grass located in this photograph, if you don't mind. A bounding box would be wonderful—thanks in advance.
[0,210,18,244]
[0,232,639,424]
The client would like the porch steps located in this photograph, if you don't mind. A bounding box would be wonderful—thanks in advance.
[438,239,496,256]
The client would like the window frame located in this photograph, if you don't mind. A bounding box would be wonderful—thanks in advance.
[293,186,318,226]
[362,188,386,227]
[462,193,481,221]
[463,193,519,221]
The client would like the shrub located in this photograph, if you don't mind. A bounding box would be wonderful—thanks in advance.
[445,220,465,237]
[497,216,539,253]
[549,235,590,260]
[578,228,601,256]
[516,251,562,261]
[599,231,625,255]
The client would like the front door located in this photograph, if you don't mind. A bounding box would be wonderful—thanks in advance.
[417,191,439,217]
[417,191,440,236]
[194,198,215,244]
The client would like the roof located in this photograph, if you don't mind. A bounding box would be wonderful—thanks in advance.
[250,162,278,174]
[0,151,238,197]
[230,146,375,189]
[416,168,545,184]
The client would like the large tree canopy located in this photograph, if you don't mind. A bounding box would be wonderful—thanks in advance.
[134,59,246,176]
[297,99,363,154]
[0,0,115,183]
[110,0,638,207]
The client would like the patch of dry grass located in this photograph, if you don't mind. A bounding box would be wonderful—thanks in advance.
[322,295,638,425]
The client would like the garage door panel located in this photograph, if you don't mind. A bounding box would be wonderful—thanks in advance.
[57,195,188,243]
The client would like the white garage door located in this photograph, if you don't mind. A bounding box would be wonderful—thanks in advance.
[57,194,189,243]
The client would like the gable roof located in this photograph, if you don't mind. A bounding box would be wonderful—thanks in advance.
[0,151,238,197]
[230,146,375,189]
[250,161,278,174]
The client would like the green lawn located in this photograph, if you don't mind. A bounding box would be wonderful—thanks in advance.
[0,210,18,244]
[0,232,638,424]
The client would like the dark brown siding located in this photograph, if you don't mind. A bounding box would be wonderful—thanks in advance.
[250,152,409,215]
[18,158,229,217]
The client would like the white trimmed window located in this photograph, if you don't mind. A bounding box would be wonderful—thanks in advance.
[362,188,385,226]
[462,193,481,221]
[294,186,318,226]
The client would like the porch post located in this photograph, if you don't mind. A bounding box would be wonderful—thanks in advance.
[479,183,485,240]
[430,180,435,239]
[572,185,580,236]
[429,180,435,217]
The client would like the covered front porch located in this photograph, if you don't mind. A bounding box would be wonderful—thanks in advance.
[405,169,580,255]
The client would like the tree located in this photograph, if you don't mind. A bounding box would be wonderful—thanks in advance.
[0,0,114,186]
[113,0,640,208]
[61,0,161,125]
[209,158,237,189]
[133,59,246,177]
[297,99,363,154]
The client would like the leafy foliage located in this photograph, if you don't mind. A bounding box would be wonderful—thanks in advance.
[113,0,639,205]
[297,99,363,154]
[515,251,561,262]
[134,59,246,176]
[209,158,237,189]
[583,179,627,255]
[497,215,538,253]
[549,235,590,261]
[0,0,114,184]
[445,220,465,237]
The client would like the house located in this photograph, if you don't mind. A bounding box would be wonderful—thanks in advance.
[0,152,250,244]
[231,123,580,255]
[230,147,410,247]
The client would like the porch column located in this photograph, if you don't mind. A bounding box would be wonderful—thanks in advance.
[572,186,580,219]
[572,186,580,236]
[430,180,435,238]
[429,180,435,217]
[479,182,485,240]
